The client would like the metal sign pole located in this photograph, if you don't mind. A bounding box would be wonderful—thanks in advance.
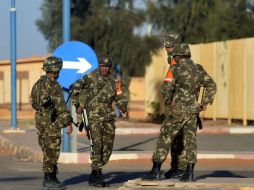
[62,0,71,152]
[62,91,71,152]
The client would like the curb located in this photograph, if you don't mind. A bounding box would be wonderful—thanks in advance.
[1,130,254,164]
[58,151,254,164]
[76,127,254,135]
[1,126,254,163]
[0,134,42,162]
[198,127,254,134]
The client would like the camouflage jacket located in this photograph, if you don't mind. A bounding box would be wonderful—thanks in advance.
[161,58,217,119]
[70,70,128,121]
[31,75,72,127]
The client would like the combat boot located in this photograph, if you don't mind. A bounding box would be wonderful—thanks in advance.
[88,170,97,186]
[52,172,65,187]
[179,163,195,182]
[164,167,176,179]
[52,165,65,186]
[142,161,162,180]
[88,169,106,187]
[171,169,185,178]
[43,173,65,189]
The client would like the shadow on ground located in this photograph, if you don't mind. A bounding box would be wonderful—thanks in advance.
[196,170,253,180]
[64,171,146,186]
[64,170,254,187]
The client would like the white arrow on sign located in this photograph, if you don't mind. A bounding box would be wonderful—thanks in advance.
[63,57,92,73]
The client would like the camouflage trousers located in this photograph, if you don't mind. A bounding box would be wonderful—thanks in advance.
[170,129,185,170]
[89,119,115,170]
[36,122,61,173]
[152,114,198,167]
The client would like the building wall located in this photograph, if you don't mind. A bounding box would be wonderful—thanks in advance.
[128,77,146,119]
[0,56,146,119]
[0,57,46,110]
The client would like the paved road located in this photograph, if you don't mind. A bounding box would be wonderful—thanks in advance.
[77,134,254,152]
[4,129,253,153]
[1,151,254,190]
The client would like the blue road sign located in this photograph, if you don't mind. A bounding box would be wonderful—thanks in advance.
[53,41,98,89]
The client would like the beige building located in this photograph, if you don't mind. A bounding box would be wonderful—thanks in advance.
[0,56,47,119]
[0,56,145,120]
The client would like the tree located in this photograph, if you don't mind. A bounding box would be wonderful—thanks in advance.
[204,0,254,42]
[36,0,160,76]
[147,0,254,44]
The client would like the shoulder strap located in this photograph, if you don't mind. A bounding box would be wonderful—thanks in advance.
[87,79,110,107]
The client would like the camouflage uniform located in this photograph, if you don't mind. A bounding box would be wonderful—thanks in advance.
[144,44,216,181]
[163,32,186,175]
[152,43,217,180]
[31,56,72,188]
[71,60,128,170]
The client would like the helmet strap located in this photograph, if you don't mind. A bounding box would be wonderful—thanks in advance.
[46,72,59,80]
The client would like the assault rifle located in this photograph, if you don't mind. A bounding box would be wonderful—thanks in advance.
[79,109,93,152]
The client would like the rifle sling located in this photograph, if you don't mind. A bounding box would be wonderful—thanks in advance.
[87,81,110,107]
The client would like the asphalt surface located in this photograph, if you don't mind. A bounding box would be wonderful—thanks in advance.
[3,129,254,153]
[1,152,254,190]
[78,133,254,152]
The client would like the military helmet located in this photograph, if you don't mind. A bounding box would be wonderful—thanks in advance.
[42,56,63,72]
[163,32,181,48]
[172,43,191,57]
[99,55,113,67]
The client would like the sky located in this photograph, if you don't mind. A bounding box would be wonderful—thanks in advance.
[0,0,147,61]
[0,0,48,61]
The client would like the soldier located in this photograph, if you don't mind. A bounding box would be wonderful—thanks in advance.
[163,32,181,65]
[162,32,187,179]
[70,55,128,187]
[143,43,217,182]
[31,56,73,189]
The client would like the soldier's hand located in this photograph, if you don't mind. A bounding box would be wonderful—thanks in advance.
[76,106,82,114]
[122,112,129,119]
[164,98,171,106]
[121,108,129,119]
[66,125,73,135]
[199,104,207,111]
